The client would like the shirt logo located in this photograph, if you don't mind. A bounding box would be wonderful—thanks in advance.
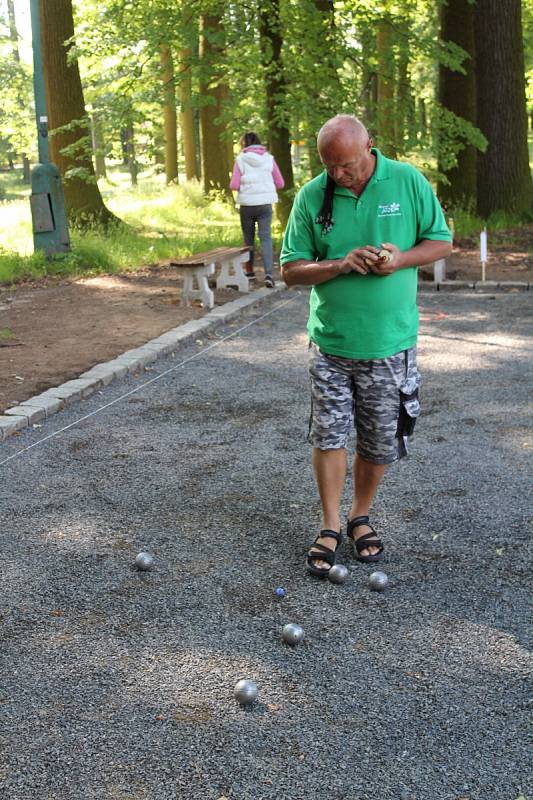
[377,202,401,218]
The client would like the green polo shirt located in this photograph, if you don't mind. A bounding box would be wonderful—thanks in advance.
[280,149,451,359]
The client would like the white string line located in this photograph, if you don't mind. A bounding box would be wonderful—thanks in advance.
[419,332,531,350]
[0,293,301,468]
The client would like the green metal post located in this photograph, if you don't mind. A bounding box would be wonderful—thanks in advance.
[29,0,70,255]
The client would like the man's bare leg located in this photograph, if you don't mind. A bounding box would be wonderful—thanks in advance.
[309,447,347,570]
[348,453,387,557]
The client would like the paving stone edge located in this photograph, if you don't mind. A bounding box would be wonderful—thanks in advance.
[0,283,287,442]
[0,278,529,442]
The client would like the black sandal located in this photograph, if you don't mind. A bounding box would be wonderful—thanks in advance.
[346,515,384,563]
[306,529,342,577]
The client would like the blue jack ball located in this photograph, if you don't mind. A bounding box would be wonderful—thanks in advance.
[275,587,286,598]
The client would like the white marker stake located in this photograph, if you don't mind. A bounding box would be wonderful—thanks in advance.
[480,228,488,282]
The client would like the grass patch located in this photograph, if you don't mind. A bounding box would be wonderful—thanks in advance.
[0,168,284,285]
[0,327,15,340]
[450,206,533,242]
[0,168,31,203]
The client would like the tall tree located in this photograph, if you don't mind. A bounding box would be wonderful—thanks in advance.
[180,44,199,180]
[39,0,116,225]
[376,16,396,157]
[438,0,477,207]
[259,0,294,226]
[90,112,107,179]
[160,43,178,183]
[199,12,232,194]
[475,0,533,216]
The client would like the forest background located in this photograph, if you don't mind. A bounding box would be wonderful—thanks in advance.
[0,0,531,284]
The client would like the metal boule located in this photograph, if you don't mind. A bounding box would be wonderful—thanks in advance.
[282,623,305,646]
[328,564,349,584]
[234,679,258,705]
[364,248,393,267]
[377,247,393,262]
[135,552,154,571]
[368,570,389,592]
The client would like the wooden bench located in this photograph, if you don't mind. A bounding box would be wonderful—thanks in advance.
[169,246,252,309]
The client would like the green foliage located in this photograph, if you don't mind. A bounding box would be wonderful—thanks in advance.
[0,16,34,165]
[432,104,487,175]
[0,0,528,216]
[63,166,98,185]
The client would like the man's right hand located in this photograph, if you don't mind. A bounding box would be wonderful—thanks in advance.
[338,246,383,275]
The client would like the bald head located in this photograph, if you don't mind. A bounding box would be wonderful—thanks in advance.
[317,115,369,155]
[316,115,375,193]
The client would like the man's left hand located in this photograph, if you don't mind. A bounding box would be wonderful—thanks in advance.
[368,242,401,275]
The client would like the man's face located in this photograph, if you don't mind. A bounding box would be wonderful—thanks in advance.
[318,135,374,191]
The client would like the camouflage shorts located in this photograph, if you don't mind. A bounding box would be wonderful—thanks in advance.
[308,341,421,464]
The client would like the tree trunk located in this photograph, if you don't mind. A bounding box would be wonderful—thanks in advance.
[180,47,198,181]
[259,0,295,227]
[160,43,178,184]
[395,38,409,155]
[438,0,477,208]
[376,17,396,157]
[311,0,343,122]
[306,140,322,177]
[475,0,533,217]
[194,108,202,179]
[39,0,116,225]
[199,14,232,195]
[359,23,377,129]
[90,113,107,179]
[123,124,138,186]
[418,98,428,139]
[7,0,20,62]
[22,155,31,183]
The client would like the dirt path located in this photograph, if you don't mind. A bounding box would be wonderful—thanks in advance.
[0,228,530,415]
[0,265,261,413]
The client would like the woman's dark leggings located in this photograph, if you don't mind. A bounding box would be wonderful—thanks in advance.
[239,204,273,275]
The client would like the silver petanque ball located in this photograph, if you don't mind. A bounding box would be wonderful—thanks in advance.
[328,564,349,584]
[282,622,305,646]
[234,679,258,705]
[368,570,389,592]
[135,552,154,571]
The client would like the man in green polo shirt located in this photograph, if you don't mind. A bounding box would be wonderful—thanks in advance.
[280,114,452,577]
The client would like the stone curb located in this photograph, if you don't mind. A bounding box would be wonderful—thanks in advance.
[419,280,529,292]
[0,283,286,443]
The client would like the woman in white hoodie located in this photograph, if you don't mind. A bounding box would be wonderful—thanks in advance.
[230,132,285,288]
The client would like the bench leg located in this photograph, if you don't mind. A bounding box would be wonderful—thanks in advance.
[181,272,193,306]
[198,272,215,309]
[180,264,215,309]
[216,253,251,293]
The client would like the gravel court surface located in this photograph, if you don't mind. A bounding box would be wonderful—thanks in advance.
[0,289,531,800]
